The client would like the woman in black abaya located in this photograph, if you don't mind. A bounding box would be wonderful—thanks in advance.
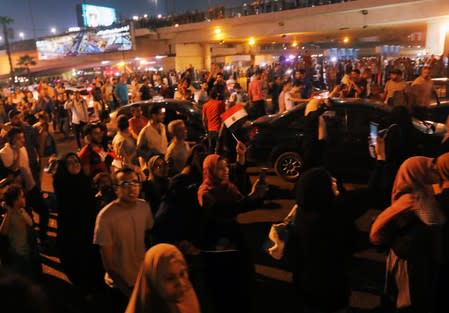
[53,152,103,294]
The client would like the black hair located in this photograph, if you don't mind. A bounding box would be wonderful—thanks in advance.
[209,88,220,100]
[6,127,24,144]
[149,104,163,116]
[7,110,20,120]
[352,69,361,75]
[184,143,208,175]
[100,110,110,122]
[117,114,129,131]
[83,123,102,137]
[113,167,138,185]
[3,184,23,207]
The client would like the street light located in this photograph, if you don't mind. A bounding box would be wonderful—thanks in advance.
[0,36,2,41]
[19,32,25,40]
[51,27,56,34]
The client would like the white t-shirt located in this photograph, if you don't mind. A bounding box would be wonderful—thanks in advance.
[65,98,89,124]
[0,144,36,191]
[165,141,191,173]
[93,199,153,288]
[284,91,296,111]
[137,123,168,157]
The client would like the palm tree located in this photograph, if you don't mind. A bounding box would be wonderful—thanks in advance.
[0,16,14,79]
[16,54,36,77]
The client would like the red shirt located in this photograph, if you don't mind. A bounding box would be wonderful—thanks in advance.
[202,99,225,132]
[248,79,264,102]
[78,144,108,177]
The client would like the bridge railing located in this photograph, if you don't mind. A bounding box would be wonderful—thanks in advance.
[131,0,356,30]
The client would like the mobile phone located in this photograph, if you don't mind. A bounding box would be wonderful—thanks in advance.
[369,122,378,159]
[369,122,378,145]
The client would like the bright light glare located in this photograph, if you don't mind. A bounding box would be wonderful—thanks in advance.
[132,16,139,21]
[343,37,349,43]
[215,28,222,35]
[19,32,24,38]
[51,27,56,34]
[248,37,255,46]
[68,27,81,32]
[331,56,337,62]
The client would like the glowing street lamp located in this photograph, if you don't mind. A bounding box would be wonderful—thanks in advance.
[51,27,56,34]
[0,36,2,41]
[19,32,25,40]
[248,37,255,46]
[343,36,349,43]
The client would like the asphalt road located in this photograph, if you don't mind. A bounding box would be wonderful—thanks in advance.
[35,131,386,313]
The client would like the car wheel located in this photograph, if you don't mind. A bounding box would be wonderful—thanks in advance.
[274,152,303,182]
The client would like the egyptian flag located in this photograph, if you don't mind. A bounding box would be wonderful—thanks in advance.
[220,104,249,142]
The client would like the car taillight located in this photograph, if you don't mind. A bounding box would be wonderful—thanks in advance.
[249,126,259,140]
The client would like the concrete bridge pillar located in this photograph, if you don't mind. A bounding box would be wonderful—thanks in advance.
[174,43,211,73]
[426,19,449,56]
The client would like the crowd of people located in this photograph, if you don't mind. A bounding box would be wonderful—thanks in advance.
[0,54,448,313]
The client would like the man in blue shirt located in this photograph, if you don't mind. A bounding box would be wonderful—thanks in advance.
[114,76,129,107]
[293,69,313,99]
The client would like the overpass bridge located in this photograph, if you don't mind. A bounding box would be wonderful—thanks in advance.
[1,0,449,77]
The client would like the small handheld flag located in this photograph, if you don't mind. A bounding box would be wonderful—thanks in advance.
[220,104,248,133]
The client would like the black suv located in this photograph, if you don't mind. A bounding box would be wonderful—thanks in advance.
[245,98,447,182]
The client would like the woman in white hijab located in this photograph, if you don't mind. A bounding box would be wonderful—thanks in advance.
[125,243,201,313]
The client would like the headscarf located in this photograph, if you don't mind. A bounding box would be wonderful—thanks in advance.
[53,152,88,189]
[295,167,334,212]
[370,156,445,245]
[125,243,201,313]
[197,154,243,207]
[391,156,439,202]
[147,154,166,181]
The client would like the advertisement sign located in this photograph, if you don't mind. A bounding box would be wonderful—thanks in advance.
[79,4,118,28]
[36,24,133,60]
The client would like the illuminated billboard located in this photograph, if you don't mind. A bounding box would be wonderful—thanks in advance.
[36,24,133,60]
[78,4,118,28]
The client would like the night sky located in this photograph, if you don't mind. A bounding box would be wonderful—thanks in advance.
[1,0,245,40]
